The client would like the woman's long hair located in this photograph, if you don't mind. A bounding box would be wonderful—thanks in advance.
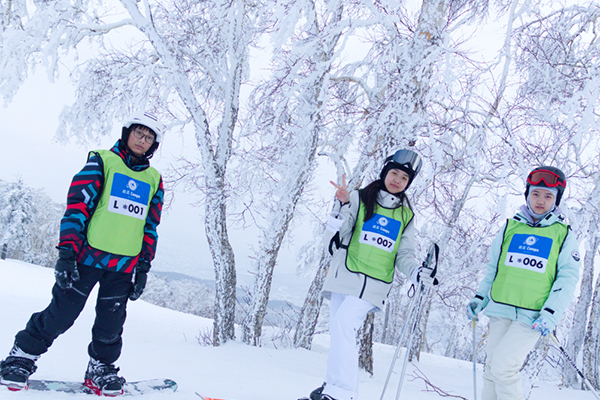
[360,179,413,224]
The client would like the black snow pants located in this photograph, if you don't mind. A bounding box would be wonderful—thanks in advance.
[15,264,132,365]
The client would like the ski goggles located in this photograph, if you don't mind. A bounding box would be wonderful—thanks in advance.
[527,169,566,188]
[386,149,422,175]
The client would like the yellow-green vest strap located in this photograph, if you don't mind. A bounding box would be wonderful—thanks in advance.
[491,218,569,311]
[345,199,413,283]
[86,150,161,257]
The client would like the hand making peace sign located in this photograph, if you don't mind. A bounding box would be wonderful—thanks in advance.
[330,174,350,204]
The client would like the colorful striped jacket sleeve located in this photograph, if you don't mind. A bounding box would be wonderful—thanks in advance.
[139,177,163,263]
[58,153,104,254]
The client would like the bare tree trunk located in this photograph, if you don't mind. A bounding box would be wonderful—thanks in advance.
[443,325,457,358]
[565,181,600,387]
[401,0,450,360]
[241,118,321,346]
[583,239,600,389]
[241,0,345,346]
[409,292,432,362]
[294,249,331,349]
[381,279,410,346]
[564,233,598,387]
[126,2,244,345]
[358,312,375,374]
[205,179,237,345]
[521,337,551,398]
[381,298,392,345]
[241,172,313,345]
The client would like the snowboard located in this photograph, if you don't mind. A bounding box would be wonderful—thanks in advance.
[20,378,177,396]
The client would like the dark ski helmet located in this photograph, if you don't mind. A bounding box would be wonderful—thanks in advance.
[525,166,567,205]
[379,149,422,190]
[121,112,165,159]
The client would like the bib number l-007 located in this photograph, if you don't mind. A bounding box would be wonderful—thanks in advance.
[359,214,402,253]
[360,232,394,251]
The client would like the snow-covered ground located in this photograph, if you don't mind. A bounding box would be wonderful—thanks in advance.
[0,259,595,400]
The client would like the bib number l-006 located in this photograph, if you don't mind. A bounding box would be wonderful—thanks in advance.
[505,233,553,274]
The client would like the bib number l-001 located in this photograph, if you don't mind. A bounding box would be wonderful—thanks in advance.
[107,173,151,220]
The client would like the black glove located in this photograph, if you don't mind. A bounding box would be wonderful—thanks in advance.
[54,248,79,290]
[129,260,151,301]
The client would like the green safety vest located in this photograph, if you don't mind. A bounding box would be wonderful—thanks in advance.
[491,218,569,310]
[86,150,161,256]
[346,200,413,283]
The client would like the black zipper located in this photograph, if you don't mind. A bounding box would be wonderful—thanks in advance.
[359,275,367,298]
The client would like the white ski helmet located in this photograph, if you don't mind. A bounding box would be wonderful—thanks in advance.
[121,111,165,159]
[122,111,165,142]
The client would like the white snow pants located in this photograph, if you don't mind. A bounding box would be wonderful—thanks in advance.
[323,293,375,400]
[482,316,541,400]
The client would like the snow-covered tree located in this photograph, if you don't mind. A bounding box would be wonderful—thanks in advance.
[0,0,264,345]
[4,2,600,391]
[239,0,357,346]
[292,0,502,359]
[24,189,63,268]
[507,2,600,388]
[0,178,35,259]
[0,178,63,266]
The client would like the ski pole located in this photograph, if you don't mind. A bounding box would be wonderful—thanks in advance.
[549,333,600,400]
[379,288,421,400]
[380,242,439,400]
[472,317,478,400]
[394,243,439,400]
[395,284,428,400]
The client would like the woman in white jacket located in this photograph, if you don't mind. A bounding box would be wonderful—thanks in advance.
[308,149,437,400]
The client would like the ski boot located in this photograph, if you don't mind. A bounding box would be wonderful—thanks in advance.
[84,357,126,397]
[310,383,337,400]
[309,384,324,400]
[0,345,39,391]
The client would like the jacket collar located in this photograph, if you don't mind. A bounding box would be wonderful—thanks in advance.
[377,189,405,208]
[112,140,150,171]
[515,204,565,227]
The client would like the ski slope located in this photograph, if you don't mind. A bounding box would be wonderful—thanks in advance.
[0,259,594,400]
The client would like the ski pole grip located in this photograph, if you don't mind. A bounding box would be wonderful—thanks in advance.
[423,242,440,276]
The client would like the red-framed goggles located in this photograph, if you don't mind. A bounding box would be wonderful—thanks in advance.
[527,169,566,188]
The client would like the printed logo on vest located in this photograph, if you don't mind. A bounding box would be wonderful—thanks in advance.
[359,213,402,253]
[505,234,553,273]
[107,173,151,220]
